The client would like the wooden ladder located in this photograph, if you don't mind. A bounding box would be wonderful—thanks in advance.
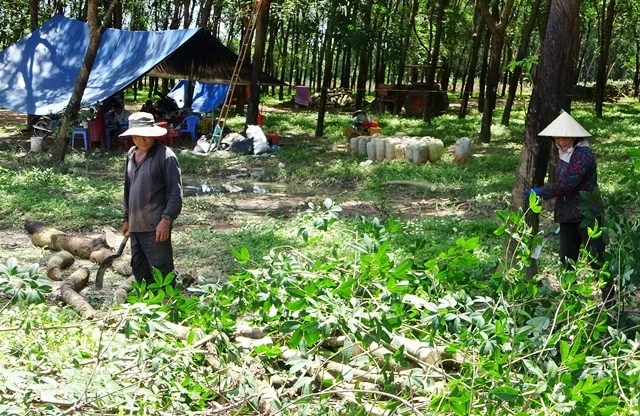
[206,0,263,153]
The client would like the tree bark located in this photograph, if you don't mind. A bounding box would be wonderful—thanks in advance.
[508,0,580,273]
[59,268,96,319]
[423,0,448,123]
[46,251,75,281]
[502,0,542,126]
[355,0,374,109]
[478,0,515,143]
[25,220,109,259]
[594,0,616,117]
[51,0,118,163]
[459,3,484,118]
[248,0,271,125]
[315,1,336,138]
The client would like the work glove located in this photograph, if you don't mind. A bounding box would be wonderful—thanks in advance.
[525,187,542,198]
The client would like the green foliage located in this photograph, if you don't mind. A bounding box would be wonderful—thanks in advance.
[0,257,51,305]
[127,269,200,324]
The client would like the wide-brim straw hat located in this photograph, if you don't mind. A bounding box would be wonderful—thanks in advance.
[538,111,591,138]
[119,112,167,137]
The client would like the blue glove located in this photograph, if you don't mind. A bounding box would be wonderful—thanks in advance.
[525,187,542,198]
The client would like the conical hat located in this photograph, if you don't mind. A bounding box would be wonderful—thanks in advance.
[538,111,591,138]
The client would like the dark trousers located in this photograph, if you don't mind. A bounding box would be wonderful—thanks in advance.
[130,232,175,285]
[559,217,613,304]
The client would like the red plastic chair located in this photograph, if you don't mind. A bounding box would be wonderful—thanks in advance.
[88,119,104,148]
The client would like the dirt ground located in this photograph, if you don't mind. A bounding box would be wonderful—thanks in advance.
[0,105,494,304]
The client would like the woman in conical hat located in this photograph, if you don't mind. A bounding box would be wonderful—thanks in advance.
[526,111,612,306]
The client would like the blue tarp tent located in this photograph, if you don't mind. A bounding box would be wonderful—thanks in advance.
[0,15,283,115]
[168,80,229,113]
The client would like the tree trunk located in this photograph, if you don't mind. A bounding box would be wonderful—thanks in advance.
[355,0,374,109]
[594,0,616,117]
[459,3,483,118]
[278,19,290,100]
[635,38,640,97]
[477,27,491,112]
[315,4,336,138]
[502,0,542,126]
[508,0,580,273]
[199,0,214,29]
[423,0,448,123]
[396,0,420,86]
[248,0,270,125]
[478,0,515,143]
[51,0,117,163]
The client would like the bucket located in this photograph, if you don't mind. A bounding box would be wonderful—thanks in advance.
[30,136,44,153]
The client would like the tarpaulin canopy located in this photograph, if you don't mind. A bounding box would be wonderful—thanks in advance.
[0,14,283,115]
[168,80,229,113]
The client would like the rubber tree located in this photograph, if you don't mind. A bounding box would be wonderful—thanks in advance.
[477,0,515,143]
[423,0,448,123]
[355,0,374,109]
[315,0,336,137]
[594,0,617,117]
[248,0,271,125]
[459,1,484,119]
[51,0,119,163]
[508,0,580,274]
[501,0,542,126]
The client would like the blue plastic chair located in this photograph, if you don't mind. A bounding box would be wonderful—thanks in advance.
[179,115,200,141]
[71,127,89,150]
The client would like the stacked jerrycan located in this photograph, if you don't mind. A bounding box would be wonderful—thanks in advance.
[350,132,445,164]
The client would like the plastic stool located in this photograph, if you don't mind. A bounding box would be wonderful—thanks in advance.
[71,127,89,150]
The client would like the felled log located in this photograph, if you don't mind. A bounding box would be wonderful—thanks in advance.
[46,250,75,280]
[113,276,136,304]
[25,220,108,259]
[59,268,97,319]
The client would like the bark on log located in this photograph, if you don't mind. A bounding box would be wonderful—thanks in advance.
[89,248,114,264]
[46,250,75,280]
[206,343,280,415]
[25,220,108,259]
[59,268,97,319]
[113,276,135,304]
[112,256,132,276]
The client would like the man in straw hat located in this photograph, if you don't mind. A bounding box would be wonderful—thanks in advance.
[525,111,613,306]
[119,112,183,286]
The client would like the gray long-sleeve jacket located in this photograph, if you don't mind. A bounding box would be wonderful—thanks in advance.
[123,142,182,232]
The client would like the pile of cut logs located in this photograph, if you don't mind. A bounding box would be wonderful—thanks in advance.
[24,220,134,317]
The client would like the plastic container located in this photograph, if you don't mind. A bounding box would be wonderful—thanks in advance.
[394,143,406,160]
[413,141,428,163]
[366,140,377,160]
[454,137,471,163]
[385,138,399,160]
[375,138,386,160]
[30,136,43,153]
[425,138,445,162]
[350,136,360,154]
[358,136,370,156]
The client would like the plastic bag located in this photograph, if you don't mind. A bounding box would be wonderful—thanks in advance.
[246,125,270,155]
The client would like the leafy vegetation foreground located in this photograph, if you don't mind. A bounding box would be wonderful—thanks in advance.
[1,102,640,415]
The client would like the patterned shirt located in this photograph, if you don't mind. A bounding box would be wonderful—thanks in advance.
[540,144,604,223]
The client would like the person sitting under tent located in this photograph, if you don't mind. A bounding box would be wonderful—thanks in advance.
[141,100,159,118]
